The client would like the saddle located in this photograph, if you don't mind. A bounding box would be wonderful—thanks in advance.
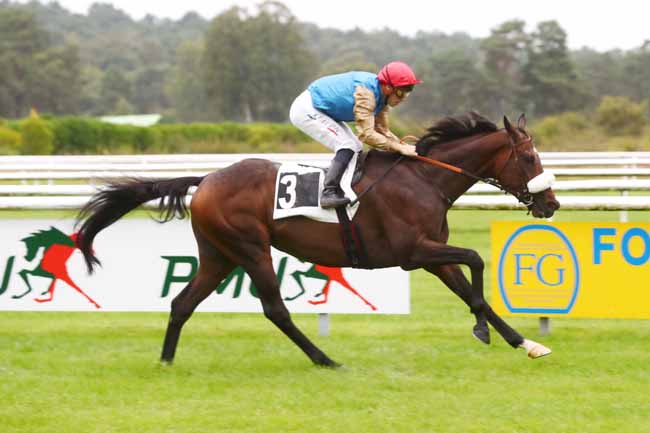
[273,151,367,223]
[273,151,370,268]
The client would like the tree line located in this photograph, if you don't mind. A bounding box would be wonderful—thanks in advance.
[1,0,649,125]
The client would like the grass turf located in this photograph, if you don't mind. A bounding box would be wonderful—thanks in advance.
[1,209,649,433]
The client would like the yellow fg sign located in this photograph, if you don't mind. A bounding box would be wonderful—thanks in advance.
[491,222,650,319]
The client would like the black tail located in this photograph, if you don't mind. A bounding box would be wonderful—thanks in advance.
[75,176,204,273]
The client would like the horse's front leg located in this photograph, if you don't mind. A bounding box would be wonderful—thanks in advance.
[425,264,490,345]
[405,240,551,359]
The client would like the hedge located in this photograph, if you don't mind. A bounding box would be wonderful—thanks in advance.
[0,125,22,155]
[12,117,315,154]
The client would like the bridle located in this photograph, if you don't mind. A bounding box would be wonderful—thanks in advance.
[413,131,538,207]
[490,133,536,206]
[349,130,548,208]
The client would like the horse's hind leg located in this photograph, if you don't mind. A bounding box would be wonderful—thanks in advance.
[60,275,101,309]
[33,278,57,303]
[426,264,490,344]
[160,250,235,364]
[245,256,340,368]
[332,276,377,311]
[307,279,332,305]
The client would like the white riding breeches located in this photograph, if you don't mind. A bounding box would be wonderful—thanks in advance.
[289,90,363,153]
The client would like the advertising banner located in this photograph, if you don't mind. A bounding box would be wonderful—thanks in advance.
[492,221,650,318]
[0,219,409,314]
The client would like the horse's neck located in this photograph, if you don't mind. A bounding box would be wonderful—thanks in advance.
[425,132,504,201]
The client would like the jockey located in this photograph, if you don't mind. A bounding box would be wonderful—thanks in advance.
[289,61,422,209]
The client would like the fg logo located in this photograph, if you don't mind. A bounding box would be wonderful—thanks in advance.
[498,225,580,314]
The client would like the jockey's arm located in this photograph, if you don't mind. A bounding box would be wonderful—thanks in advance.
[375,106,401,142]
[353,86,395,150]
[353,86,416,156]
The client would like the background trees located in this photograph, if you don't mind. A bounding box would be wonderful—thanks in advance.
[0,0,649,125]
[202,2,315,122]
[521,20,585,116]
[0,8,80,117]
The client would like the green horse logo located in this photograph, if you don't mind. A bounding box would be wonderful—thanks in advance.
[13,227,100,309]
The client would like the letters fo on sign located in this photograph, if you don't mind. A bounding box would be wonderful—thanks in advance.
[491,222,650,319]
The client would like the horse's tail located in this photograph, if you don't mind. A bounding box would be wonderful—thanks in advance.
[75,176,204,273]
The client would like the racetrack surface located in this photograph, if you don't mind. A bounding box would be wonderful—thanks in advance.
[1,210,649,433]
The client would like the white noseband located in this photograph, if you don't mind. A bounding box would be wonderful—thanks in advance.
[527,170,555,194]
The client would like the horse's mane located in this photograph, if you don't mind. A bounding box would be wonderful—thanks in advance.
[416,111,498,155]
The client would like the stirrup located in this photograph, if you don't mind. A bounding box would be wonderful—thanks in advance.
[320,190,350,209]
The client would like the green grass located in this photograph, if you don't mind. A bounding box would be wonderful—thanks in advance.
[1,210,649,433]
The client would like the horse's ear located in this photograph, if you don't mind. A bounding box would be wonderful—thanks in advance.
[517,113,527,129]
[503,115,514,133]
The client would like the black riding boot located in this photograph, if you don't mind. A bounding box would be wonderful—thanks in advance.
[320,149,354,209]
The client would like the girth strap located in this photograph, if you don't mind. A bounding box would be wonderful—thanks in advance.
[335,207,369,269]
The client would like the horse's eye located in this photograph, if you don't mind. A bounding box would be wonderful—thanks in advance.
[521,152,536,164]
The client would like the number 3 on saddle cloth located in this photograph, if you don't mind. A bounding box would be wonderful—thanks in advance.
[273,152,369,268]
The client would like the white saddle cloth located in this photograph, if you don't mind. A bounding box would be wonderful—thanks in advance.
[273,152,360,223]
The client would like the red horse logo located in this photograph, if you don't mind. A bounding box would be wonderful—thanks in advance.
[14,227,100,309]
[288,264,376,311]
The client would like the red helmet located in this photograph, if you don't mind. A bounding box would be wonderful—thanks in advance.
[377,61,423,87]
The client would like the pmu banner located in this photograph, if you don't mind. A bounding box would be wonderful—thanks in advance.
[0,219,409,314]
[491,221,650,319]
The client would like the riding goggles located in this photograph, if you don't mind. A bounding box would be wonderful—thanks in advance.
[393,85,414,100]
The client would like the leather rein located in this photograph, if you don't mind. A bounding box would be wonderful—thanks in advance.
[349,132,536,208]
[412,133,536,207]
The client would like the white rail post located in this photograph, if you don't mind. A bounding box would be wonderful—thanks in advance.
[538,216,554,334]
[539,317,551,335]
[620,163,630,222]
[620,189,629,222]
[318,313,330,337]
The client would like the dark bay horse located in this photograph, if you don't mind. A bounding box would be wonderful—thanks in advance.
[76,112,559,367]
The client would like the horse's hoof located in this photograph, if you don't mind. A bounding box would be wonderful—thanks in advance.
[316,359,343,369]
[519,338,552,359]
[326,362,345,370]
[472,324,490,345]
[160,359,174,367]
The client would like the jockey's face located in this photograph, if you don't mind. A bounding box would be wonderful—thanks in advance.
[384,85,413,107]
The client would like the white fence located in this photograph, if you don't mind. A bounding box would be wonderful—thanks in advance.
[1,152,650,176]
[1,152,649,210]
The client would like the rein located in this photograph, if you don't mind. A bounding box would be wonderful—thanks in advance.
[348,133,536,209]
[413,135,535,206]
[349,155,405,207]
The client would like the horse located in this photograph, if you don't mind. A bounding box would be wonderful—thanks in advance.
[75,112,559,367]
[15,227,100,308]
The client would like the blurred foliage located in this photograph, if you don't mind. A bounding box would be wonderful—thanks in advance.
[595,96,646,136]
[9,116,314,154]
[20,110,54,154]
[1,102,644,155]
[0,125,22,154]
[531,105,649,151]
[0,1,649,153]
